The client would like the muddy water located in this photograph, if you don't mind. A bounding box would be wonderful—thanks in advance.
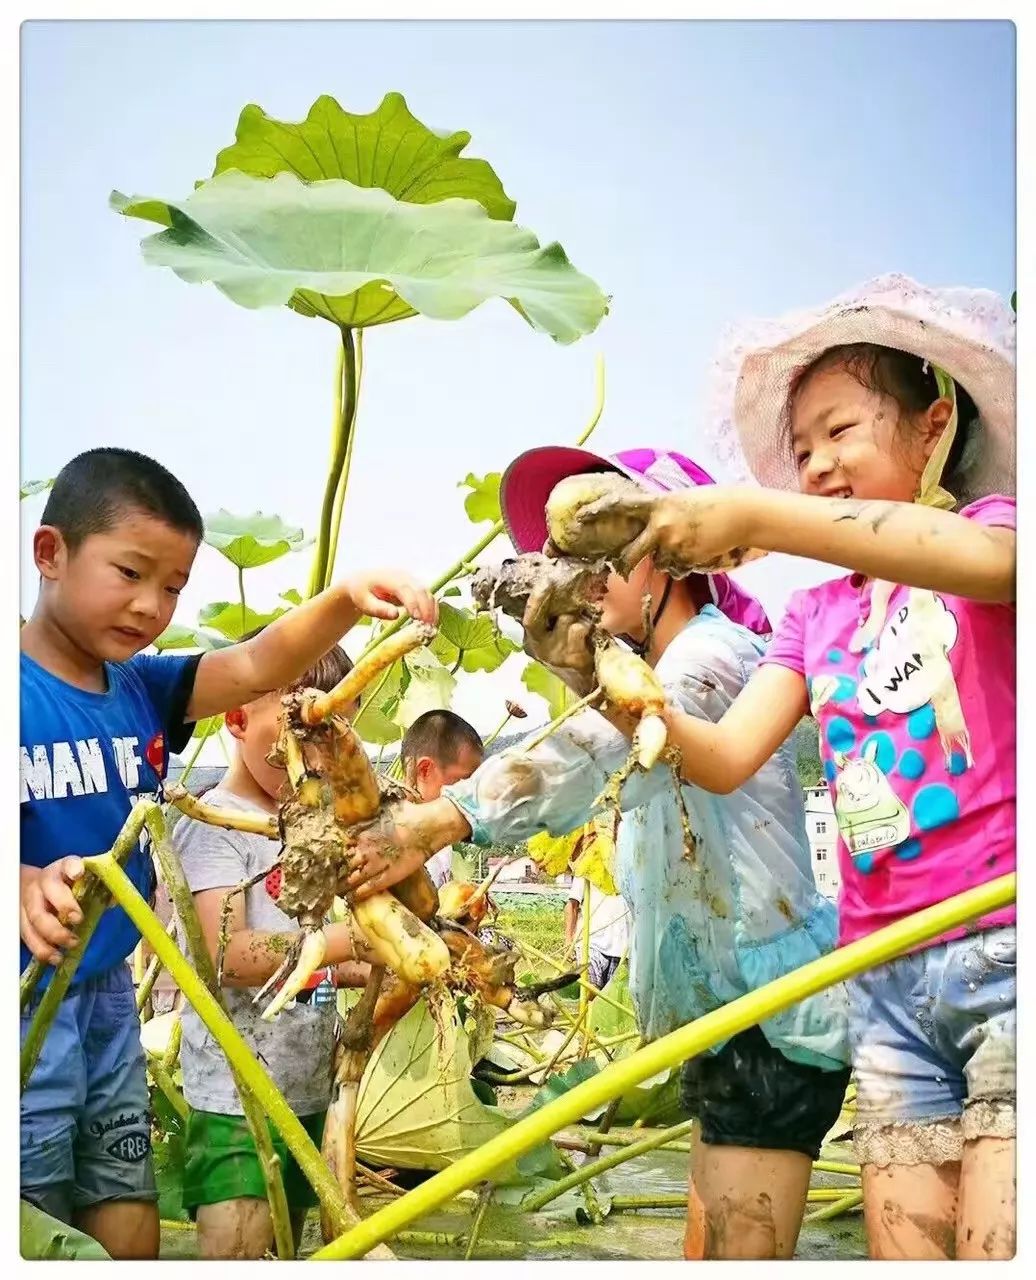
[159,1141,866,1260]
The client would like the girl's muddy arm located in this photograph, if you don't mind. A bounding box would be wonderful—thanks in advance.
[185,568,436,721]
[633,487,1014,603]
[192,888,366,988]
[740,491,1015,603]
[663,663,808,794]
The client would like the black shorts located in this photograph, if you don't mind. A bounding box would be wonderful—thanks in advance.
[679,1024,850,1160]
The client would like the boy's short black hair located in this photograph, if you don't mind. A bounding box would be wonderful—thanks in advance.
[41,447,204,549]
[400,710,484,768]
[239,626,354,695]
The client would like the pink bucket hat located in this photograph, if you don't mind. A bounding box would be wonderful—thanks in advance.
[499,445,772,637]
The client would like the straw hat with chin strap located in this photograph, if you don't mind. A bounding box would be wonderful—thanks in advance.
[708,274,1016,508]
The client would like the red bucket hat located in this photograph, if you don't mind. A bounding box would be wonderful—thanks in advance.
[499,446,772,637]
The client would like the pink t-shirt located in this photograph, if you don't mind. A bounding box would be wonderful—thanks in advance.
[763,496,1015,946]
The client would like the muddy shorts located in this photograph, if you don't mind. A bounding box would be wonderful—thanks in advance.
[679,1024,850,1159]
[21,964,157,1222]
[182,1109,326,1213]
[848,926,1016,1167]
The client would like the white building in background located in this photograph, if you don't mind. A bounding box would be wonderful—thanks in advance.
[804,786,840,899]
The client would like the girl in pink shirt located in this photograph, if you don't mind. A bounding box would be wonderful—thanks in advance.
[557,277,1015,1260]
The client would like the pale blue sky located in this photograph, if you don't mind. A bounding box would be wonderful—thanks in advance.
[19,19,1015,741]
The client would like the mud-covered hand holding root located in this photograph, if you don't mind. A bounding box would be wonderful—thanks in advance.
[551,481,765,578]
[340,798,472,901]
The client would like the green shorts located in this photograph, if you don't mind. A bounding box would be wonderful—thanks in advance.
[183,1108,326,1214]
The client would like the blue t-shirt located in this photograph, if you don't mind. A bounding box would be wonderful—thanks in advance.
[20,650,200,985]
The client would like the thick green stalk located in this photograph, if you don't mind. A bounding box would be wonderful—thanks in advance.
[313,874,1014,1259]
[83,850,363,1246]
[814,1159,861,1176]
[324,329,364,592]
[354,353,607,664]
[21,890,108,1090]
[805,1189,864,1222]
[176,731,208,791]
[21,799,159,1088]
[237,565,247,635]
[162,1015,183,1072]
[522,1118,697,1213]
[609,1194,688,1211]
[146,1052,189,1123]
[308,327,358,599]
[463,1182,493,1261]
[135,916,179,1013]
[555,1124,694,1155]
[137,958,158,1021]
[519,687,602,756]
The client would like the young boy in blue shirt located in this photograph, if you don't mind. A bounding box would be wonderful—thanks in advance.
[20,446,435,1258]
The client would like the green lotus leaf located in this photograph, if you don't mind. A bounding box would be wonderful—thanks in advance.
[352,660,405,746]
[355,996,516,1176]
[431,601,520,674]
[20,478,54,500]
[196,601,287,642]
[211,93,516,221]
[279,588,304,607]
[111,171,608,342]
[20,1202,111,1260]
[459,471,502,525]
[521,660,573,720]
[153,624,232,652]
[203,509,309,569]
[396,648,457,729]
[191,714,224,742]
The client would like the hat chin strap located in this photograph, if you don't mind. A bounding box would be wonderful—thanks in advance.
[916,365,959,511]
[617,575,674,658]
[857,365,959,642]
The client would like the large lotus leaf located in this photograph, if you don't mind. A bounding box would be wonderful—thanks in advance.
[352,659,405,746]
[20,1202,111,1260]
[525,818,616,895]
[396,647,457,729]
[431,601,520,674]
[212,93,516,222]
[526,827,582,880]
[570,816,619,897]
[355,996,528,1180]
[197,601,287,642]
[521,660,573,720]
[588,961,637,1041]
[111,171,608,342]
[203,510,309,569]
[459,471,502,525]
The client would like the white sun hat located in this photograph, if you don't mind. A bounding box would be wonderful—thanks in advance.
[708,274,1016,502]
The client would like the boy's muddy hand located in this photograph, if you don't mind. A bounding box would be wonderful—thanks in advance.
[341,568,438,626]
[20,857,86,964]
[340,800,470,902]
[611,487,767,578]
